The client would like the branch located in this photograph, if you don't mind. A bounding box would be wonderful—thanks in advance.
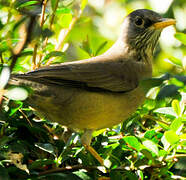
[10,16,37,71]
[39,165,102,176]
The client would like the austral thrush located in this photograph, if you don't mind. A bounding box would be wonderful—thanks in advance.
[10,9,176,165]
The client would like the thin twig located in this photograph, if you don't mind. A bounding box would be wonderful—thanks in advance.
[166,154,186,160]
[43,0,60,47]
[40,0,48,27]
[10,16,36,71]
[46,12,82,65]
[32,44,38,70]
[32,0,48,69]
[0,53,4,64]
[18,109,33,127]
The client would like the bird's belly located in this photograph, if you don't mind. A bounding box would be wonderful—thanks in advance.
[33,88,145,130]
[29,87,145,131]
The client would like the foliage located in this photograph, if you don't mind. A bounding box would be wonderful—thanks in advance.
[0,0,186,179]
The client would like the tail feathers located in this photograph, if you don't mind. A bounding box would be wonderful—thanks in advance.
[8,74,42,90]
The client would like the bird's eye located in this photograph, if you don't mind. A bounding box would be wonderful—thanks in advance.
[135,17,144,26]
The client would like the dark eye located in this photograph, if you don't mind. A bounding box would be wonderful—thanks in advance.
[135,17,144,26]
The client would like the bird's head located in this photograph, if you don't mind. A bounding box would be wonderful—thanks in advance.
[119,9,176,58]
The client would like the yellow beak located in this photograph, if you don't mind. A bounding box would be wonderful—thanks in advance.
[153,18,176,29]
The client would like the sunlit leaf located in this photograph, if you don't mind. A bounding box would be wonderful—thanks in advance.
[154,107,177,117]
[5,87,28,101]
[175,32,186,45]
[143,140,159,155]
[81,0,88,11]
[164,130,179,145]
[166,57,182,67]
[0,66,10,89]
[60,14,73,28]
[172,99,181,116]
[170,118,182,132]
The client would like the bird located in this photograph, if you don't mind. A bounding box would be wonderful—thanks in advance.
[9,9,176,165]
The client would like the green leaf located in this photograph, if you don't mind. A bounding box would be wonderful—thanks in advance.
[154,107,177,117]
[9,101,23,116]
[51,0,58,11]
[140,149,154,161]
[35,143,56,156]
[138,170,143,180]
[170,118,182,132]
[142,140,159,155]
[17,1,39,8]
[144,130,156,139]
[164,130,179,145]
[157,85,180,100]
[95,41,108,56]
[143,99,156,110]
[73,171,91,180]
[169,77,184,87]
[60,14,73,28]
[167,57,182,67]
[123,136,141,151]
[175,32,186,45]
[19,49,33,57]
[42,51,65,63]
[172,99,181,116]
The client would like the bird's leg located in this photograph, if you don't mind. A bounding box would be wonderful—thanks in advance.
[81,129,104,166]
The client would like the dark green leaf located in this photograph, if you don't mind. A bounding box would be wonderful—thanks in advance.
[16,1,39,8]
[157,85,180,100]
[51,0,58,11]
[29,159,55,169]
[35,143,55,156]
[42,51,65,63]
[95,41,108,56]
[39,173,83,180]
[42,28,54,38]
[0,165,10,180]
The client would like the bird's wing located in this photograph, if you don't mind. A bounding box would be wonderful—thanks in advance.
[16,56,149,92]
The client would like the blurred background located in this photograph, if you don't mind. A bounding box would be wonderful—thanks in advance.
[0,0,185,77]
